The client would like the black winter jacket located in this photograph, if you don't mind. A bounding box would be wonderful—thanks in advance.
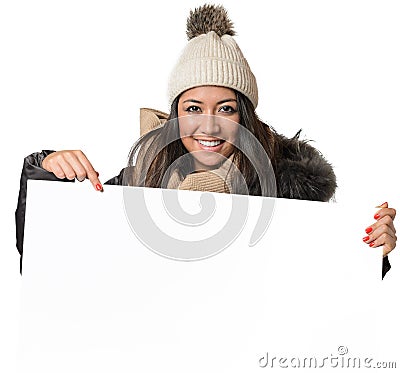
[15,133,391,278]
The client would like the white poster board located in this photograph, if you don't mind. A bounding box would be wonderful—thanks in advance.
[18,180,383,372]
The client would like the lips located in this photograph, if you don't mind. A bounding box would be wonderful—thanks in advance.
[195,138,225,152]
[198,139,222,147]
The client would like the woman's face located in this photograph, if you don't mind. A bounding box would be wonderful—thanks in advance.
[178,86,240,171]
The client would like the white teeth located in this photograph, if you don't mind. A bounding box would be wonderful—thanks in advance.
[198,139,222,147]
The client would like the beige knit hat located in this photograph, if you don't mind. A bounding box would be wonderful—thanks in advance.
[167,4,258,109]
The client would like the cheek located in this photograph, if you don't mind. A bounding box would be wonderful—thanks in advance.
[225,122,239,143]
[224,142,235,157]
[177,116,186,140]
[180,136,189,148]
[180,134,195,154]
[178,115,196,137]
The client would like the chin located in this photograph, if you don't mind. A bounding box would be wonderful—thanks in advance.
[193,155,226,171]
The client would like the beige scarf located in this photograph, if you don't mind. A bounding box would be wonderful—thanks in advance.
[166,155,235,193]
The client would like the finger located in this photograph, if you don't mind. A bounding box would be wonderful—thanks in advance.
[369,214,396,235]
[48,162,66,179]
[383,242,396,257]
[57,158,77,180]
[87,169,103,191]
[76,171,100,182]
[42,154,68,179]
[74,151,102,191]
[374,206,396,223]
[368,232,396,255]
[62,152,88,182]
[363,223,396,245]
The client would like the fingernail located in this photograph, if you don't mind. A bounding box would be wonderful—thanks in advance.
[95,183,103,191]
[375,202,388,208]
[363,236,370,242]
[374,213,380,220]
[365,227,373,234]
[369,242,375,247]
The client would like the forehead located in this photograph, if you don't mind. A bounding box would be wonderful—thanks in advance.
[179,86,236,102]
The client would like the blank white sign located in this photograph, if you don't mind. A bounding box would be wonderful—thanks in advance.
[18,180,382,372]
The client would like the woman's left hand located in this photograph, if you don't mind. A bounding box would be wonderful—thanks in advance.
[363,202,397,257]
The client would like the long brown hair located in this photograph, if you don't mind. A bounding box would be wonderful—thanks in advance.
[126,90,277,196]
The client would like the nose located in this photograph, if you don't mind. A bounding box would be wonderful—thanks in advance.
[199,114,220,135]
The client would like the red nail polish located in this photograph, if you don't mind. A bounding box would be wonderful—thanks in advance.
[374,213,380,220]
[365,227,373,234]
[95,183,102,191]
[369,242,375,247]
[363,236,369,242]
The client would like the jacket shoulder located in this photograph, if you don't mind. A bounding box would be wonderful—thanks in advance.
[274,130,337,201]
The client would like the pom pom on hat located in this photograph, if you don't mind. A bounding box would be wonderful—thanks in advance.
[186,4,235,40]
[167,3,258,109]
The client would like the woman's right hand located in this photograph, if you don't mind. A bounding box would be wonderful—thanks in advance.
[42,150,103,191]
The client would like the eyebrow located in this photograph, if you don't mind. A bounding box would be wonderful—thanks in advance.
[182,98,237,105]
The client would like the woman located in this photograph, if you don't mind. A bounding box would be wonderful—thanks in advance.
[15,4,396,276]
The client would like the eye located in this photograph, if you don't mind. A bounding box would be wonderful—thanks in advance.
[185,105,202,113]
[219,105,237,113]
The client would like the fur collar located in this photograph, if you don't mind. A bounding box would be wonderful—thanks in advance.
[274,130,337,201]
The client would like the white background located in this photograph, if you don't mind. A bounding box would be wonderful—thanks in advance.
[1,0,399,371]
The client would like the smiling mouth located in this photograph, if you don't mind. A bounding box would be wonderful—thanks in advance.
[196,139,224,147]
